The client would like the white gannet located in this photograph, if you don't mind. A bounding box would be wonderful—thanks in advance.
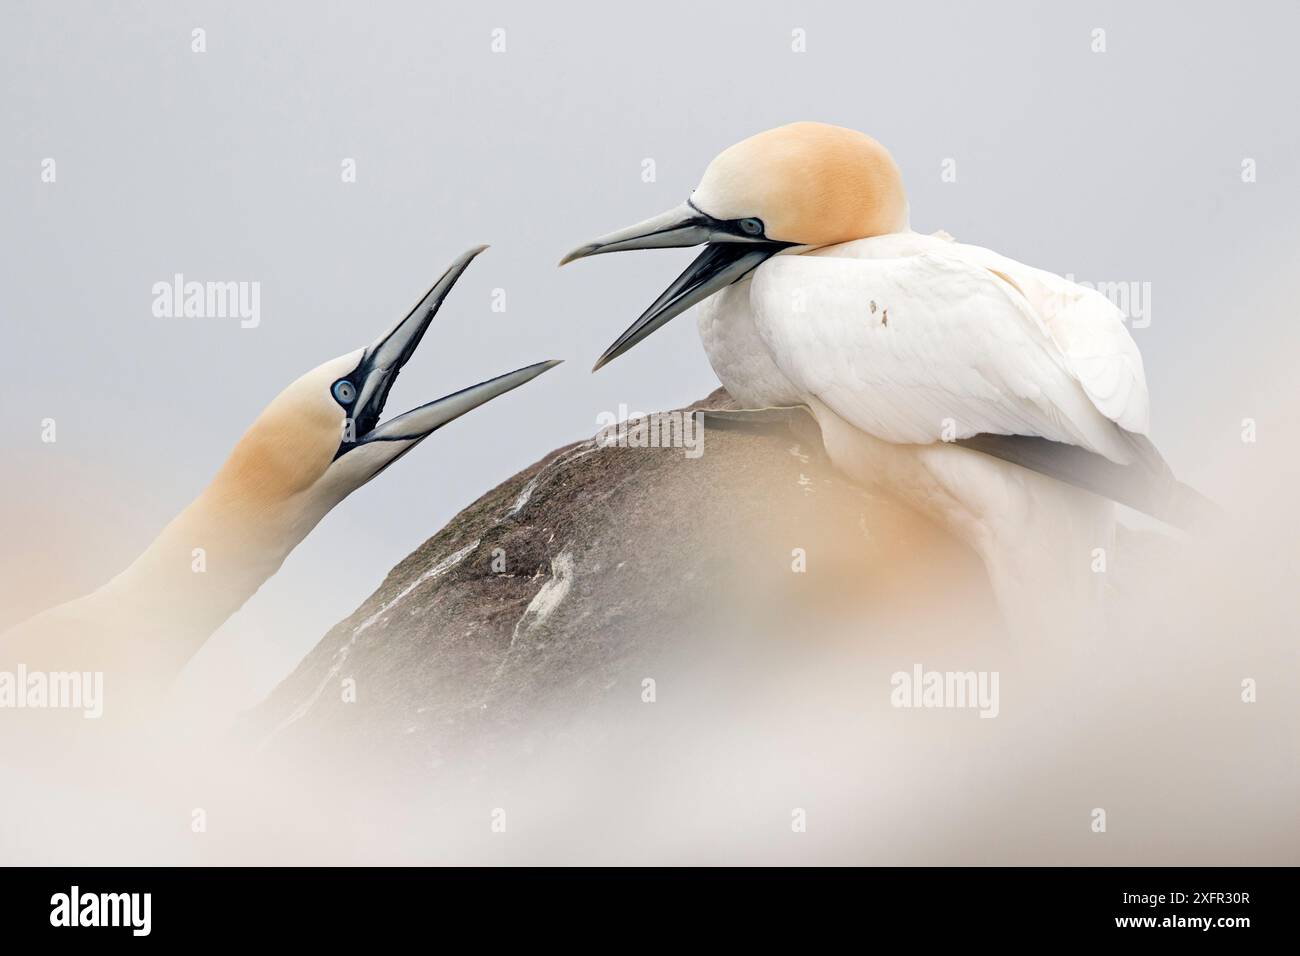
[1,247,559,707]
[561,122,1208,633]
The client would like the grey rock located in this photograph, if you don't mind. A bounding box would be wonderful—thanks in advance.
[245,389,994,773]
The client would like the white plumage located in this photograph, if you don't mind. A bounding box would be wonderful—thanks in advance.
[741,232,1149,458]
[1,249,558,707]
[696,232,1154,630]
[565,122,1197,633]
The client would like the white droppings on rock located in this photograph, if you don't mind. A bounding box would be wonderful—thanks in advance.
[351,539,481,638]
[505,476,539,518]
[562,441,603,468]
[262,538,481,746]
[494,441,599,524]
[509,551,575,647]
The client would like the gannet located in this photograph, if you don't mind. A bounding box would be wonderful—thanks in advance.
[561,122,1208,632]
[1,247,559,708]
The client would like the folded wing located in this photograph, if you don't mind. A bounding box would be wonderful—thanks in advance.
[750,249,1142,463]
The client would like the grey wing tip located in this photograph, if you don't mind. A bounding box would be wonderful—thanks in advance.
[955,432,1218,531]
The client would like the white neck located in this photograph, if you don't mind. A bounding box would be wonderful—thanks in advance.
[113,481,334,669]
[2,477,333,698]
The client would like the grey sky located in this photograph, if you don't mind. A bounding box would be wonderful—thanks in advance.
[3,0,1297,709]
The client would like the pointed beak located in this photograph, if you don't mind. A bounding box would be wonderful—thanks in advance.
[558,203,713,264]
[349,245,487,438]
[360,360,561,445]
[339,247,561,458]
[560,203,790,371]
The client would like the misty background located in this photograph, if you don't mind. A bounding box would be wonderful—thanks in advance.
[2,0,1298,720]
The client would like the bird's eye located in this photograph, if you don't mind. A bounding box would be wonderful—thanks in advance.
[332,379,357,404]
[738,217,764,236]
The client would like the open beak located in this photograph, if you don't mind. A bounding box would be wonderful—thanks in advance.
[560,203,790,371]
[359,360,562,446]
[341,246,561,457]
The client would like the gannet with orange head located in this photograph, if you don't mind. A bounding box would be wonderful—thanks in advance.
[1,247,559,714]
[562,122,1207,634]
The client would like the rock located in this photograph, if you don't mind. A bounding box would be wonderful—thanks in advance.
[221,395,1286,866]
[245,389,996,772]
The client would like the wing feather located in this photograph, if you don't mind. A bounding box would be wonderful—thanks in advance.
[750,251,1138,463]
[812,234,1151,434]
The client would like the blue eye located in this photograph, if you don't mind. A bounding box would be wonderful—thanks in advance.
[332,380,357,404]
[738,217,764,236]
